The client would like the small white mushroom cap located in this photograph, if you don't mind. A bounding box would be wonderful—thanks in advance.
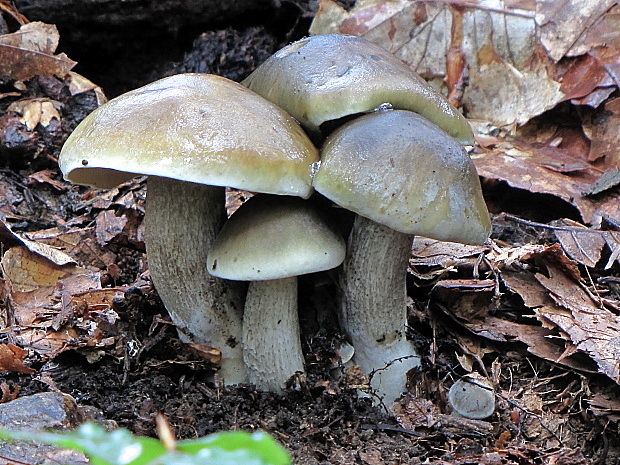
[448,373,496,419]
[207,194,346,393]
[59,73,318,197]
[313,109,491,245]
[208,195,346,281]
[243,34,473,144]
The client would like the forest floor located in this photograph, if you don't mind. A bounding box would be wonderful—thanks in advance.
[1,1,619,464]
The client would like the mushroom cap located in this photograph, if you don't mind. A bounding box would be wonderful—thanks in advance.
[242,34,473,144]
[313,110,491,245]
[448,373,495,419]
[59,73,318,198]
[207,195,346,281]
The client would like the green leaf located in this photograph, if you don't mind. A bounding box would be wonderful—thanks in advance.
[0,423,167,465]
[177,431,291,465]
[0,423,291,465]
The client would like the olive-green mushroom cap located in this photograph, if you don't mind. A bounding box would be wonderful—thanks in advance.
[59,73,319,198]
[208,195,346,281]
[242,34,473,144]
[313,110,490,245]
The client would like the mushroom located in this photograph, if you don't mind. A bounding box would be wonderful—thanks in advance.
[207,195,346,393]
[58,73,319,384]
[448,373,495,420]
[242,33,473,144]
[313,109,491,403]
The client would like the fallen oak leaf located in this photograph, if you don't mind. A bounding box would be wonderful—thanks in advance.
[581,97,620,166]
[26,225,115,270]
[66,71,107,105]
[310,0,565,126]
[0,216,76,267]
[0,22,76,81]
[473,139,620,227]
[27,169,68,192]
[475,314,599,375]
[535,260,620,384]
[0,343,35,374]
[1,246,76,292]
[536,0,616,61]
[551,218,607,268]
[0,45,75,81]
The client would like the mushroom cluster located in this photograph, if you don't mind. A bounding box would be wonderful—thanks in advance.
[59,73,319,385]
[58,34,490,401]
[243,34,491,403]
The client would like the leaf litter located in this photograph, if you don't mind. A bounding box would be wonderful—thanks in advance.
[0,1,619,464]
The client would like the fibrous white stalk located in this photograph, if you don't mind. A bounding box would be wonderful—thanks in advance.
[243,277,305,394]
[339,215,420,403]
[145,176,247,384]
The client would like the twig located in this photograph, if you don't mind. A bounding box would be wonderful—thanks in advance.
[503,214,611,235]
[360,423,423,437]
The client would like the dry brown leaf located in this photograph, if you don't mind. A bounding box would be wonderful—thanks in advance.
[27,226,114,270]
[559,53,616,106]
[603,231,620,269]
[490,243,546,267]
[551,218,607,268]
[95,210,129,246]
[481,312,600,374]
[410,237,489,268]
[472,141,620,227]
[0,22,76,81]
[391,396,438,430]
[0,343,35,374]
[311,0,567,126]
[0,243,105,356]
[0,22,59,54]
[581,97,620,167]
[536,0,616,61]
[483,244,619,376]
[66,71,107,105]
[13,326,80,357]
[27,169,68,191]
[391,395,494,435]
[7,98,62,131]
[0,217,76,266]
[535,261,620,383]
[311,1,620,127]
[1,246,76,292]
[433,263,603,376]
[588,390,620,421]
[433,280,497,326]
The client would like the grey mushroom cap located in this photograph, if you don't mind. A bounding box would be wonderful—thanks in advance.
[207,195,346,281]
[243,33,473,144]
[313,109,491,245]
[448,374,496,419]
[59,73,318,198]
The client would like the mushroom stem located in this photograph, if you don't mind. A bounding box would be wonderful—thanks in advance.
[339,215,420,403]
[145,175,247,384]
[243,277,305,394]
